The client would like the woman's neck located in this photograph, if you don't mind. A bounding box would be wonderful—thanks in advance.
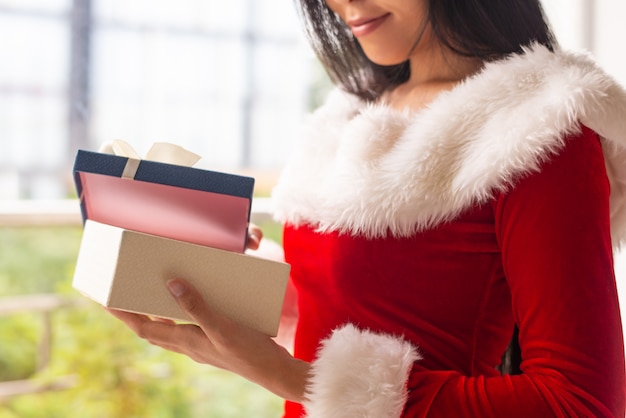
[382,43,483,112]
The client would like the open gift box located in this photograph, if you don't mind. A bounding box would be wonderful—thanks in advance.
[72,143,290,337]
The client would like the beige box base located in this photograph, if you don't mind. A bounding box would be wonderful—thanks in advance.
[73,220,290,336]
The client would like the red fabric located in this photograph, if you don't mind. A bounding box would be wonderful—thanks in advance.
[282,127,625,417]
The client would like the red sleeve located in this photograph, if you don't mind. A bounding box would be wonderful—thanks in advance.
[401,127,625,417]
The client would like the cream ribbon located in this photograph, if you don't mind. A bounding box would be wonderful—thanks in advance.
[98,140,201,179]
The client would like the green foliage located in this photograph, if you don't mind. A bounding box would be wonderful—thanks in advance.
[26,304,197,418]
[0,227,82,295]
[0,226,285,417]
[0,314,40,380]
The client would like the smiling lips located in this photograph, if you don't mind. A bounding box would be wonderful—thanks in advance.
[347,13,390,37]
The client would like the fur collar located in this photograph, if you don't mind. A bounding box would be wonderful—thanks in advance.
[271,45,626,247]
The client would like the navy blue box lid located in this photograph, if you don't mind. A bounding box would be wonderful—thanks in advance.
[73,149,255,253]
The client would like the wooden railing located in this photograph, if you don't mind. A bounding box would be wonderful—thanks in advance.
[0,294,83,398]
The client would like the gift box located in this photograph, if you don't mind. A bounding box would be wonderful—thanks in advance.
[72,143,290,336]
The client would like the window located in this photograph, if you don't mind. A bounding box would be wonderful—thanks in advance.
[0,0,316,198]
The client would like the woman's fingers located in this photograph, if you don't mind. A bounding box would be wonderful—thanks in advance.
[246,223,263,250]
[106,279,237,354]
[106,307,165,339]
[105,307,151,333]
[166,279,222,332]
[106,306,211,358]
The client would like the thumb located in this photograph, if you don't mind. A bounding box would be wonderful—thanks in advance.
[167,279,213,326]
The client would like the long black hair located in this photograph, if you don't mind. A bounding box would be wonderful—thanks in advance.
[295,0,559,101]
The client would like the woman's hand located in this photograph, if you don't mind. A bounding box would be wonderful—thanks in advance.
[107,278,309,403]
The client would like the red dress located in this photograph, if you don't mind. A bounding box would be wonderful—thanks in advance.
[272,46,626,417]
[282,128,623,417]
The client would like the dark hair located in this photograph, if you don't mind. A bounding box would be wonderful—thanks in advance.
[295,0,559,101]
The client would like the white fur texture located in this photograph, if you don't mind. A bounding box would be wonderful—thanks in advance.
[272,45,626,247]
[303,324,421,418]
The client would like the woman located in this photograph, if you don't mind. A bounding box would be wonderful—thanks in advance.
[110,0,626,416]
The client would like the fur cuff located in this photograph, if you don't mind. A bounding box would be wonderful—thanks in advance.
[303,324,421,418]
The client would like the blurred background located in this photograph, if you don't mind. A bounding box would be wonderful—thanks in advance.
[0,1,625,417]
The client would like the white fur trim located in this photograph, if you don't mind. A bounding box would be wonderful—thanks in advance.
[272,45,626,247]
[303,324,421,418]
